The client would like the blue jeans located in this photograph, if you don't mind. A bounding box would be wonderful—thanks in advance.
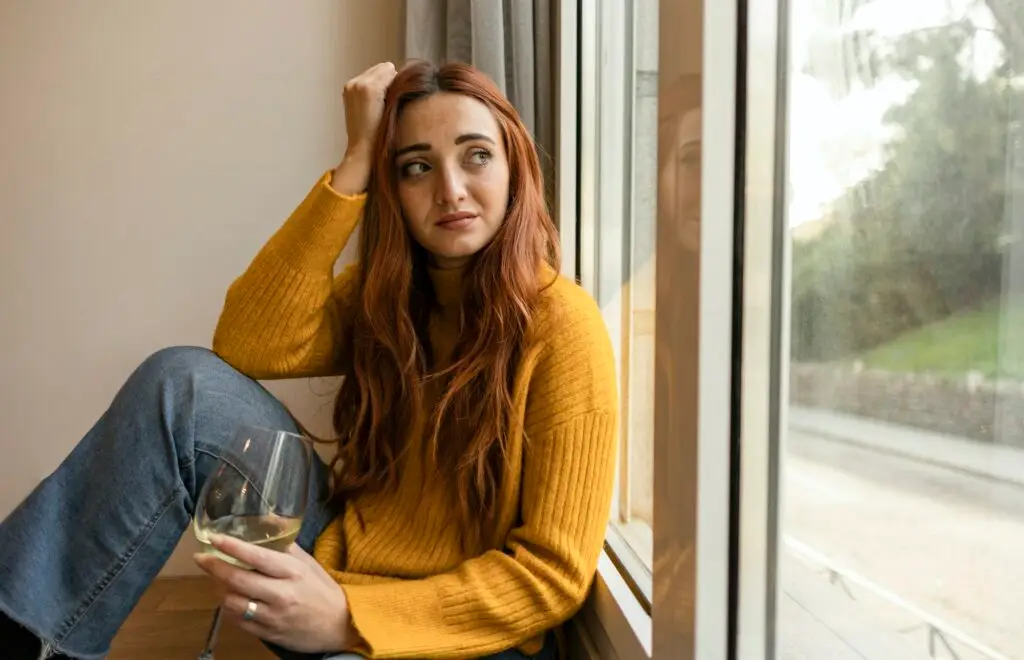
[0,347,553,660]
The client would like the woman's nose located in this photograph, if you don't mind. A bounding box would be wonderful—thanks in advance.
[436,167,468,206]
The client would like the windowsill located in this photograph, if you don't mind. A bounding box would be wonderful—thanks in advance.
[614,520,653,570]
[604,523,653,608]
[577,549,652,659]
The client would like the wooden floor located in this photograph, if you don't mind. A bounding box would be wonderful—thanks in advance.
[109,577,275,659]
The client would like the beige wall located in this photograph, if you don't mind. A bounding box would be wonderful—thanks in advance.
[0,0,403,575]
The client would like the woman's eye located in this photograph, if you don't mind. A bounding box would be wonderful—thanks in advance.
[400,161,429,178]
[679,147,701,169]
[468,149,492,166]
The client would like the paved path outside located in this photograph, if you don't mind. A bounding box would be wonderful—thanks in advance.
[786,417,1024,659]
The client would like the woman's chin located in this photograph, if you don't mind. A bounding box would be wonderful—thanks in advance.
[426,240,487,265]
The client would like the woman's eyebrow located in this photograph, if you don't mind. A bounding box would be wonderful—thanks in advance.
[396,133,496,157]
[396,142,430,157]
[454,132,495,145]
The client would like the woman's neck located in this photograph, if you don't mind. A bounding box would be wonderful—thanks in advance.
[427,262,465,311]
[429,253,470,270]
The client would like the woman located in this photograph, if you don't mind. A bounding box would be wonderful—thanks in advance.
[0,60,617,660]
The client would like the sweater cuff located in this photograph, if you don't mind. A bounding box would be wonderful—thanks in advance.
[342,580,452,658]
[268,170,366,271]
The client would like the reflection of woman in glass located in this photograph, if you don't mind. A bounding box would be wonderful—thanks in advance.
[653,74,702,651]
[659,91,702,253]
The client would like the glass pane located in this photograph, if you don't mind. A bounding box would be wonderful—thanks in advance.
[613,0,660,574]
[782,0,1024,657]
[588,0,661,582]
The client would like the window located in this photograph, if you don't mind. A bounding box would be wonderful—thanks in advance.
[567,0,1021,658]
[779,0,1024,658]
[578,0,660,593]
[574,0,736,656]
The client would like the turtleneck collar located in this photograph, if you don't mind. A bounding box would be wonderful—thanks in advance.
[427,264,465,310]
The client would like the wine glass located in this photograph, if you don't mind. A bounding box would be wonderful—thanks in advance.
[193,425,312,659]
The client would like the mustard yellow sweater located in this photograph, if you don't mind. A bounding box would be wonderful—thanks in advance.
[213,173,618,659]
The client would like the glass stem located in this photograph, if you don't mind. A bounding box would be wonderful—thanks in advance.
[197,606,223,660]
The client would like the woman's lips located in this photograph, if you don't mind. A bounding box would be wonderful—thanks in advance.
[436,212,478,230]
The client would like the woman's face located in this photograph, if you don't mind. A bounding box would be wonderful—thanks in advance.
[658,108,702,251]
[394,92,511,269]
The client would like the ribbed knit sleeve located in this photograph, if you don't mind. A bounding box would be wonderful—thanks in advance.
[340,282,618,659]
[212,171,364,379]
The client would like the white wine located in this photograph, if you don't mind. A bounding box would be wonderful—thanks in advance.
[192,427,312,658]
[194,514,302,570]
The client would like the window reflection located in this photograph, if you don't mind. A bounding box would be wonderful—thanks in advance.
[652,71,704,655]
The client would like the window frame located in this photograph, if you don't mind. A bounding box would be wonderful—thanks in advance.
[569,0,770,654]
[564,0,656,655]
[559,0,790,657]
[581,0,657,608]
[733,0,789,656]
[658,0,743,654]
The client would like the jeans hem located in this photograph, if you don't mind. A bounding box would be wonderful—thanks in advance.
[0,597,108,660]
[54,483,184,656]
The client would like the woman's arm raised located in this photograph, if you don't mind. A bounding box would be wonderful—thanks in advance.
[212,63,397,379]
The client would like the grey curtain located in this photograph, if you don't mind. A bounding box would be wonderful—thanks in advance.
[404,0,555,197]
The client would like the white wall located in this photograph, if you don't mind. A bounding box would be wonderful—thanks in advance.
[0,0,403,575]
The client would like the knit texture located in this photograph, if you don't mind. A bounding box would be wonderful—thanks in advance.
[213,172,618,659]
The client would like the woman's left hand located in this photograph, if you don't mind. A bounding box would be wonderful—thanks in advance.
[194,535,357,653]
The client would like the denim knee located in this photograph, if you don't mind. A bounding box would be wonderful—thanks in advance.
[101,347,225,465]
[131,346,227,388]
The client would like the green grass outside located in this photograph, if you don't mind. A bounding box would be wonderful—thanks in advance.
[856,298,1024,379]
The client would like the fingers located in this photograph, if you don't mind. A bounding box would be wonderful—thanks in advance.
[193,555,289,605]
[346,61,398,93]
[372,61,397,76]
[236,617,272,643]
[222,591,275,640]
[208,534,298,579]
[223,591,268,624]
[287,543,337,587]
[367,61,397,81]
[341,61,398,161]
[222,591,259,621]
[287,542,317,564]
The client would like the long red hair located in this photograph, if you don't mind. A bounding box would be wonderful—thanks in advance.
[329,61,560,546]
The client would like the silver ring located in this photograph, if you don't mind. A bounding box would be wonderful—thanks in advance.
[243,599,258,622]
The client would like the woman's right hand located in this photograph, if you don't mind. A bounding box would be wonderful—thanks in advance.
[332,62,399,194]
